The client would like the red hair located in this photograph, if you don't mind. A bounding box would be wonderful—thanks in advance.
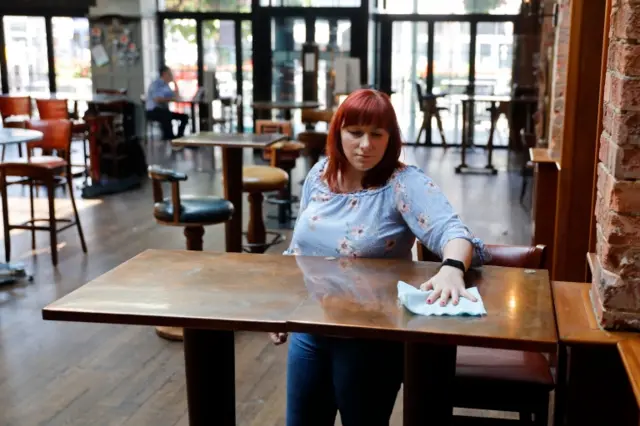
[324,89,403,192]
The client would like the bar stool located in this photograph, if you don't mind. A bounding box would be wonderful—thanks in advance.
[255,120,305,223]
[242,165,288,253]
[148,165,234,341]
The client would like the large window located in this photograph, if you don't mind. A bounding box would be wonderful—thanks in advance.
[163,19,198,102]
[159,0,251,12]
[3,16,49,95]
[52,17,92,97]
[380,0,522,14]
[260,0,361,6]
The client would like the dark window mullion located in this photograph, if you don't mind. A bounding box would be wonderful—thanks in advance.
[45,16,56,93]
[234,19,244,132]
[0,16,8,94]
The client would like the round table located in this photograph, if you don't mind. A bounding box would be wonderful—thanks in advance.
[0,128,42,285]
[0,128,43,145]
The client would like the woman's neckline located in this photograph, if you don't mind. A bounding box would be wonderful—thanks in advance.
[314,159,410,197]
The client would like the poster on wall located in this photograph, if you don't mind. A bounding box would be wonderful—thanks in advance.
[92,43,110,67]
[90,17,140,69]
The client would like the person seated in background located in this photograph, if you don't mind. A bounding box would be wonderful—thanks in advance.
[145,65,189,141]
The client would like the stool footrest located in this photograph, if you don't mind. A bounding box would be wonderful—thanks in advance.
[242,231,286,253]
[265,194,300,205]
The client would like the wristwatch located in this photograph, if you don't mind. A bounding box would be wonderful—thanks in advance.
[441,258,466,273]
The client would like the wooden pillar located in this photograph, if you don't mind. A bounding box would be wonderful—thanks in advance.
[530,148,559,272]
[551,0,608,282]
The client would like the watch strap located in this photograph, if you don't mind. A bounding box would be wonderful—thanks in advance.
[441,258,466,273]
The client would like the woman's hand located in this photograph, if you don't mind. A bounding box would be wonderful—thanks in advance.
[269,332,288,345]
[419,265,477,306]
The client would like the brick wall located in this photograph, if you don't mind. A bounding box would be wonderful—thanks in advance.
[535,0,561,143]
[592,0,640,330]
[547,0,572,159]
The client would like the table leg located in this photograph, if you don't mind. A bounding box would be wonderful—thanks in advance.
[404,342,456,426]
[222,147,243,253]
[183,329,235,426]
[485,102,498,174]
[455,101,468,174]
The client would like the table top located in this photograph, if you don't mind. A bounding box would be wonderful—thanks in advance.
[552,281,635,345]
[2,92,131,104]
[288,254,556,351]
[251,101,320,110]
[0,128,43,144]
[453,94,538,103]
[529,148,557,164]
[618,339,640,409]
[172,132,287,148]
[43,250,557,351]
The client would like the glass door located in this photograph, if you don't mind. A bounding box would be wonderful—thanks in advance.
[315,18,351,110]
[472,21,515,147]
[163,18,198,120]
[432,21,471,145]
[202,19,252,132]
[390,21,428,141]
[271,17,306,104]
[3,16,50,95]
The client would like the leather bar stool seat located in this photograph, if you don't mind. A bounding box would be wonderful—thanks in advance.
[154,196,233,225]
[242,165,288,253]
[242,165,289,192]
[456,347,554,385]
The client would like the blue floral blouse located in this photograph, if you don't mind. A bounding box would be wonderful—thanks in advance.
[283,158,488,266]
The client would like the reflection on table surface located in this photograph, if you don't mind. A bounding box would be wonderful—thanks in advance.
[43,249,556,350]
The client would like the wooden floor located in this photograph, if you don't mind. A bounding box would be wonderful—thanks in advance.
[0,141,531,426]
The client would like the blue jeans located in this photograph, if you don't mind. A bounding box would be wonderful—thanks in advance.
[286,332,404,426]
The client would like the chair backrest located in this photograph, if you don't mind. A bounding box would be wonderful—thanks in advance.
[417,243,547,269]
[255,119,293,138]
[25,119,73,158]
[148,165,187,222]
[297,131,327,148]
[415,82,424,104]
[36,99,70,120]
[0,96,31,118]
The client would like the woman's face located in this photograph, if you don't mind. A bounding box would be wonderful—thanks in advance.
[340,124,390,172]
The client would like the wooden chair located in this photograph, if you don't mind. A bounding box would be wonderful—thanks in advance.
[36,98,90,180]
[0,96,31,159]
[519,129,537,204]
[0,119,87,266]
[148,165,235,340]
[415,82,448,146]
[417,242,553,425]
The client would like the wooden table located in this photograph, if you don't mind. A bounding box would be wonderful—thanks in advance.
[251,100,320,121]
[171,133,287,253]
[553,281,639,425]
[454,95,537,175]
[43,250,557,426]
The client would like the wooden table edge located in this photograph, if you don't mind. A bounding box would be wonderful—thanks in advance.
[286,320,558,352]
[41,308,288,334]
[171,133,287,149]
